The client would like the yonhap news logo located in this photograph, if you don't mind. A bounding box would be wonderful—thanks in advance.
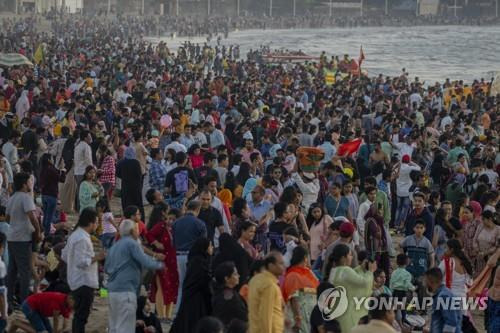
[317,286,349,320]
[318,289,488,317]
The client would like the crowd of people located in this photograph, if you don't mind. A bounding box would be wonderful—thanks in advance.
[0,10,499,333]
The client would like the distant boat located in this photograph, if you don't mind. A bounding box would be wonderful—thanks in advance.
[262,52,318,63]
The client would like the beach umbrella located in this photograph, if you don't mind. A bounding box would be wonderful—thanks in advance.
[0,53,34,67]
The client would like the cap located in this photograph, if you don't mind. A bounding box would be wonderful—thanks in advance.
[339,222,355,237]
[402,155,411,163]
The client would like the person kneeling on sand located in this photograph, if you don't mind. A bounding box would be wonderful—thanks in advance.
[8,292,73,333]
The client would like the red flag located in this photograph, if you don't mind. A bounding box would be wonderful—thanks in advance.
[337,138,362,157]
[358,46,365,67]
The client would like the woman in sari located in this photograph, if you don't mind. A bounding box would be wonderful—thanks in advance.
[145,202,179,322]
[282,246,319,333]
[472,210,500,275]
[460,202,482,260]
[364,204,390,278]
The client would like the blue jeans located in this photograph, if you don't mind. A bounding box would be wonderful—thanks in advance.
[394,196,411,230]
[42,195,57,235]
[99,233,115,249]
[22,301,52,333]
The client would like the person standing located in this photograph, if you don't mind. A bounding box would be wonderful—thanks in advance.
[325,243,376,333]
[424,268,462,333]
[1,130,20,173]
[170,238,213,333]
[171,200,207,311]
[394,154,421,232]
[105,219,164,333]
[39,153,66,235]
[73,130,93,207]
[145,203,179,321]
[5,172,41,308]
[97,145,116,202]
[133,132,149,187]
[78,166,103,213]
[61,208,105,333]
[248,252,286,333]
[148,148,167,192]
[198,190,224,245]
[116,147,144,219]
[281,246,319,333]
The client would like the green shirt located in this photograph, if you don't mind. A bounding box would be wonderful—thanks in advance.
[328,266,373,333]
[390,267,415,292]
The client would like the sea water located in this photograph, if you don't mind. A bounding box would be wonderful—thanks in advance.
[147,25,500,83]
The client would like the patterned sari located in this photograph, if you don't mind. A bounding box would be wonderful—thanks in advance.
[282,265,319,333]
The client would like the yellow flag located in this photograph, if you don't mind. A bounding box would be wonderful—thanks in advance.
[33,45,44,64]
[325,70,336,86]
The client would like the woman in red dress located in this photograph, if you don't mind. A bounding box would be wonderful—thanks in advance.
[146,202,179,322]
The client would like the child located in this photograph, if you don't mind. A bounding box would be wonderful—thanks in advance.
[136,296,163,333]
[400,219,435,278]
[97,199,117,249]
[0,233,7,333]
[400,219,434,302]
[166,208,181,231]
[390,253,415,323]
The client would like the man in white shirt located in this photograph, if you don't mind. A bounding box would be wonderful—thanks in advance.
[204,122,225,149]
[62,207,104,333]
[1,130,20,173]
[395,155,421,231]
[409,90,423,109]
[193,125,208,146]
[73,130,93,185]
[393,135,416,160]
[165,132,187,153]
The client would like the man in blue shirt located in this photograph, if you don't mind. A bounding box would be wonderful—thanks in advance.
[247,185,273,222]
[105,219,164,333]
[148,148,167,192]
[171,200,207,311]
[425,268,462,333]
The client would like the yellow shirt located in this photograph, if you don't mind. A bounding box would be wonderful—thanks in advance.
[248,270,284,333]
